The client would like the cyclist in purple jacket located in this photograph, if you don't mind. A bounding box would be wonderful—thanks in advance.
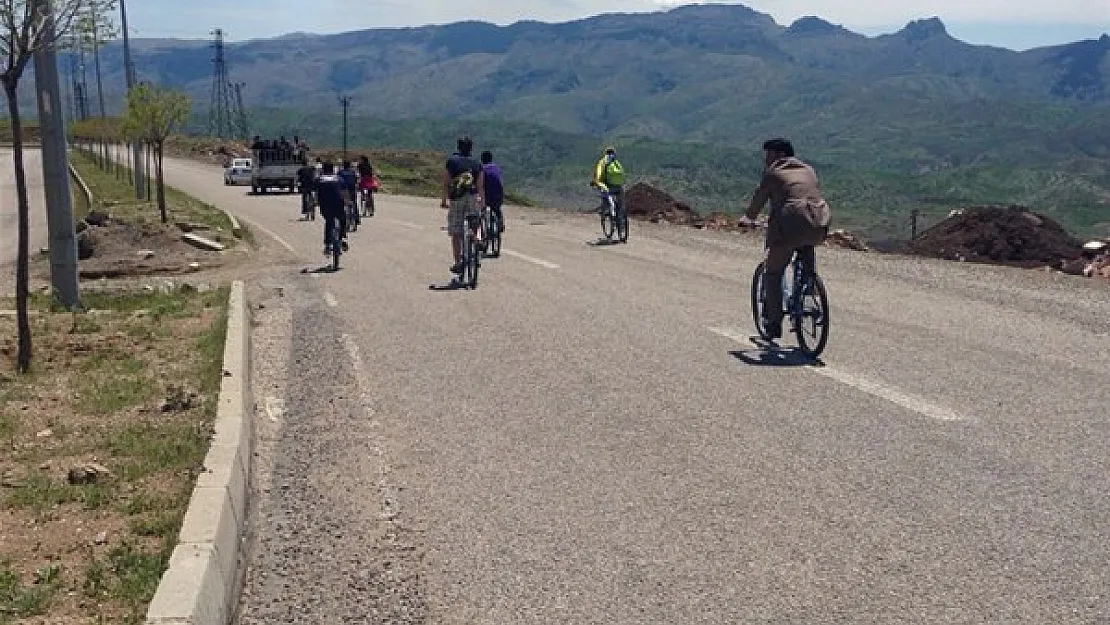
[480,151,505,233]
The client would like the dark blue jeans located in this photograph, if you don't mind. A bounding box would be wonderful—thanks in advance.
[323,213,347,247]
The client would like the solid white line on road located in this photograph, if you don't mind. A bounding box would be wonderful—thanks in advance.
[237,216,297,253]
[708,327,968,422]
[341,334,400,525]
[386,218,423,230]
[324,292,338,307]
[264,396,285,423]
[502,249,560,269]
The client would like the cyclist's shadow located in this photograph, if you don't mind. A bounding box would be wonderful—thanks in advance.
[731,337,823,368]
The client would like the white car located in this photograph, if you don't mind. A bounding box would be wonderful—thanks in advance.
[224,158,253,185]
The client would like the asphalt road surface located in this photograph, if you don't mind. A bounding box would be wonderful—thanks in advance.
[160,156,1110,624]
[0,148,48,295]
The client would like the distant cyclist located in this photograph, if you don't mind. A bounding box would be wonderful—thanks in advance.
[315,162,350,254]
[441,136,484,275]
[296,161,317,221]
[357,155,376,217]
[337,160,360,229]
[480,151,504,234]
[742,138,831,339]
[590,146,625,215]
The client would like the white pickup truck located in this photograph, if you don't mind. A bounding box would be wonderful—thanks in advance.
[250,144,308,194]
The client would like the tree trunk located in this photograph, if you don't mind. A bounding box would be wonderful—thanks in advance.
[93,31,105,118]
[4,83,33,373]
[155,143,167,223]
[145,143,152,201]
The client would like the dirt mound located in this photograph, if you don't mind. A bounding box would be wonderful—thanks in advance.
[78,221,227,279]
[905,205,1083,267]
[625,182,700,225]
[825,229,870,251]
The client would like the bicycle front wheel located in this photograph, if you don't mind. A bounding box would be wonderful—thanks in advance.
[617,208,629,243]
[750,262,771,340]
[601,213,615,240]
[795,274,830,358]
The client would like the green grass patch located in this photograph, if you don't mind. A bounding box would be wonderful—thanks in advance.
[76,354,153,416]
[109,423,209,482]
[0,560,60,623]
[5,473,114,517]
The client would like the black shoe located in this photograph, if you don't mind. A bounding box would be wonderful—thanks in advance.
[450,262,463,274]
[341,241,349,252]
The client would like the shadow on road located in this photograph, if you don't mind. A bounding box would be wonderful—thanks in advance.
[587,238,619,247]
[730,337,824,367]
[302,265,341,275]
[428,279,466,291]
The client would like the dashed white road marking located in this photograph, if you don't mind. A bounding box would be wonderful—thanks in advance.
[502,249,560,269]
[386,218,423,230]
[264,396,285,423]
[323,292,338,307]
[708,326,968,422]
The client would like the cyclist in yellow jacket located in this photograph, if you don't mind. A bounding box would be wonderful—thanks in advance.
[590,146,625,215]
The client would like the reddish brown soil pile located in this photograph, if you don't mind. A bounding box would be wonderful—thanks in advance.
[625,182,700,225]
[905,205,1083,267]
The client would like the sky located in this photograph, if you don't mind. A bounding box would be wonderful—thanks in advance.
[127,0,1110,51]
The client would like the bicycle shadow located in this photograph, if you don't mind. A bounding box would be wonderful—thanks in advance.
[730,336,824,368]
[587,238,619,247]
[301,265,341,275]
[428,279,466,291]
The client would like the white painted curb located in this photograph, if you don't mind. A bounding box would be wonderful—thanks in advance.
[145,280,251,625]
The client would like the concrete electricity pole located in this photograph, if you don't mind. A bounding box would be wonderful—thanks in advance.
[119,0,145,199]
[32,0,81,308]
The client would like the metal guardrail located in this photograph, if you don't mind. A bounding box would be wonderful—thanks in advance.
[68,157,94,217]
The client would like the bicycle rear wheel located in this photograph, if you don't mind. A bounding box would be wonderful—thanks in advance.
[794,274,830,358]
[750,262,771,340]
[466,233,480,288]
[488,215,502,258]
[617,209,629,243]
[601,212,615,240]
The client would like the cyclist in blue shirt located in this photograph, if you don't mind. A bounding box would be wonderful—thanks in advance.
[316,162,350,254]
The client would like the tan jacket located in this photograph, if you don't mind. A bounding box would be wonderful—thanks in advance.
[746,157,831,246]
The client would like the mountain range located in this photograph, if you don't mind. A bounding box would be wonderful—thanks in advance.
[56,4,1110,238]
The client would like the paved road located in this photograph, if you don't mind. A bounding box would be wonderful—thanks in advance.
[0,148,48,295]
[160,156,1110,624]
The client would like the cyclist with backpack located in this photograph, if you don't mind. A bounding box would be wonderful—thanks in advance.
[591,146,625,215]
[741,138,831,339]
[441,137,485,275]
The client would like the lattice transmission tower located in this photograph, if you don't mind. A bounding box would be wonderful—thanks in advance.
[208,29,238,138]
[232,82,249,140]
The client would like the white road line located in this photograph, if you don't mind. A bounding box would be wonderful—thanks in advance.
[264,396,285,423]
[502,249,560,269]
[386,218,423,230]
[323,292,338,307]
[341,334,400,525]
[708,327,968,422]
[238,216,296,253]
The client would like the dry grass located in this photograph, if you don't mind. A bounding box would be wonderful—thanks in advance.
[0,286,230,624]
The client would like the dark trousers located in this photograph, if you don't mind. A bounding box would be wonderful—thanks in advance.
[323,213,347,247]
[300,190,314,215]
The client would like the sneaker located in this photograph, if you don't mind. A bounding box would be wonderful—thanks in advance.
[450,262,463,275]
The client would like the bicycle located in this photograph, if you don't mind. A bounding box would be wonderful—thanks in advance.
[360,187,375,218]
[750,245,830,359]
[457,213,482,289]
[344,191,360,233]
[482,204,502,258]
[326,217,343,271]
[599,190,629,243]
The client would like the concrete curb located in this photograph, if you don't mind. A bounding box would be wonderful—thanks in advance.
[224,210,244,239]
[145,280,252,625]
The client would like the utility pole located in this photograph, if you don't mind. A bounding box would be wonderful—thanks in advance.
[339,94,351,160]
[32,0,81,308]
[119,0,145,199]
[911,208,920,240]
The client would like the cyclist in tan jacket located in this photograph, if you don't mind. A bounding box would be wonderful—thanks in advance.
[742,138,831,339]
